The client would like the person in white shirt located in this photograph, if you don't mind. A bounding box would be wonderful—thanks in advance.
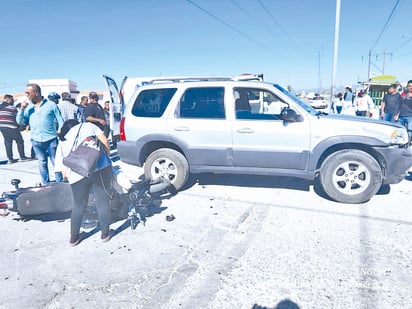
[55,120,113,246]
[333,93,343,114]
[355,90,374,117]
[58,92,79,122]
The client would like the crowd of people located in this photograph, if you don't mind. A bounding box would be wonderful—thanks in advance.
[0,83,114,245]
[331,81,412,140]
[14,85,111,184]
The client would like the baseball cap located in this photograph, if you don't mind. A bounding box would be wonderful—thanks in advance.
[48,92,61,100]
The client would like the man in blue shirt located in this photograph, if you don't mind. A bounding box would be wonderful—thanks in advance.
[20,83,65,185]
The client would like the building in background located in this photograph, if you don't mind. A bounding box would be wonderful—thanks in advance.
[28,79,79,102]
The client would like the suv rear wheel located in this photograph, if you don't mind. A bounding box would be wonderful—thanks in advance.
[144,149,189,190]
[319,149,383,204]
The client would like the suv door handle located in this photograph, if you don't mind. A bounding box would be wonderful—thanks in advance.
[174,126,191,131]
[237,128,254,133]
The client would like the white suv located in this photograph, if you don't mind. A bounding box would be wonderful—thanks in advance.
[109,76,412,204]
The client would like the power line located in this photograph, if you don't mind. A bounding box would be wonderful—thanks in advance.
[391,35,412,54]
[184,0,286,57]
[231,0,315,64]
[229,0,279,40]
[365,0,401,79]
[370,0,401,51]
[256,0,291,41]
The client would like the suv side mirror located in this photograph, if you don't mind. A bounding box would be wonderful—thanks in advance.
[282,108,303,122]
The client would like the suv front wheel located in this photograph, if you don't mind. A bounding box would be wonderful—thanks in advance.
[144,149,189,190]
[319,149,383,204]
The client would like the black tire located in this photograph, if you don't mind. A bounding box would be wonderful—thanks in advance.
[318,150,383,204]
[144,149,189,191]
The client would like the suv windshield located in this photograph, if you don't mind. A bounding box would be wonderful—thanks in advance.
[273,84,319,115]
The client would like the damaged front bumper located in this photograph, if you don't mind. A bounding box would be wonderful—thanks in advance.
[377,146,412,184]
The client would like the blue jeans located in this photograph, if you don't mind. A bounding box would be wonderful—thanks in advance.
[31,137,63,185]
[356,110,367,117]
[383,112,396,122]
[399,116,412,141]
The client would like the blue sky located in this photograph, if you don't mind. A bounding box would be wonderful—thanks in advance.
[1,0,411,94]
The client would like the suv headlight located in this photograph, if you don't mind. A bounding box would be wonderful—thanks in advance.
[390,128,409,145]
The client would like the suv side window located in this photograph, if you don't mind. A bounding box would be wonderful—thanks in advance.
[178,87,225,119]
[234,87,288,120]
[132,88,177,117]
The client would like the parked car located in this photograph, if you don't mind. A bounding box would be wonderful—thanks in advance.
[107,76,412,204]
[309,94,328,109]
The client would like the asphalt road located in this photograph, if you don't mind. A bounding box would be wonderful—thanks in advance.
[1,135,412,308]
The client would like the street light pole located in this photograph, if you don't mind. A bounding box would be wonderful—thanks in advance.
[330,0,341,108]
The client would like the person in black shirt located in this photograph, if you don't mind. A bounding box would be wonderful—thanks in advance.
[381,84,401,123]
[0,95,29,163]
[85,92,110,137]
[398,80,412,141]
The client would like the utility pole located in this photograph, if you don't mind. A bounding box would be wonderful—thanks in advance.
[367,50,371,81]
[318,50,321,93]
[367,50,389,79]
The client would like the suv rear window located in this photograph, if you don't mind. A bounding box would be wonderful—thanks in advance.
[132,88,177,117]
[178,87,225,119]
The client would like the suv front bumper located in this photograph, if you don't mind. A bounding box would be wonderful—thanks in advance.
[377,146,412,184]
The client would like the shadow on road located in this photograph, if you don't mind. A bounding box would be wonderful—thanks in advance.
[182,172,395,203]
[12,211,71,222]
[188,173,313,191]
[184,173,334,200]
[252,298,301,309]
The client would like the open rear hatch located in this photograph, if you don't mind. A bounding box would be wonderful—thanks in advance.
[103,75,127,142]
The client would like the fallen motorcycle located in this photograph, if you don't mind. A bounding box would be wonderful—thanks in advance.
[0,177,171,230]
[0,179,73,217]
[123,177,171,229]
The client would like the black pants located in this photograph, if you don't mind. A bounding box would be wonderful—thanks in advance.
[0,127,25,160]
[104,125,111,138]
[70,166,113,237]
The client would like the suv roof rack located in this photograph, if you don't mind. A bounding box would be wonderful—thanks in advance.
[144,74,264,84]
[232,73,264,81]
[146,76,232,84]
